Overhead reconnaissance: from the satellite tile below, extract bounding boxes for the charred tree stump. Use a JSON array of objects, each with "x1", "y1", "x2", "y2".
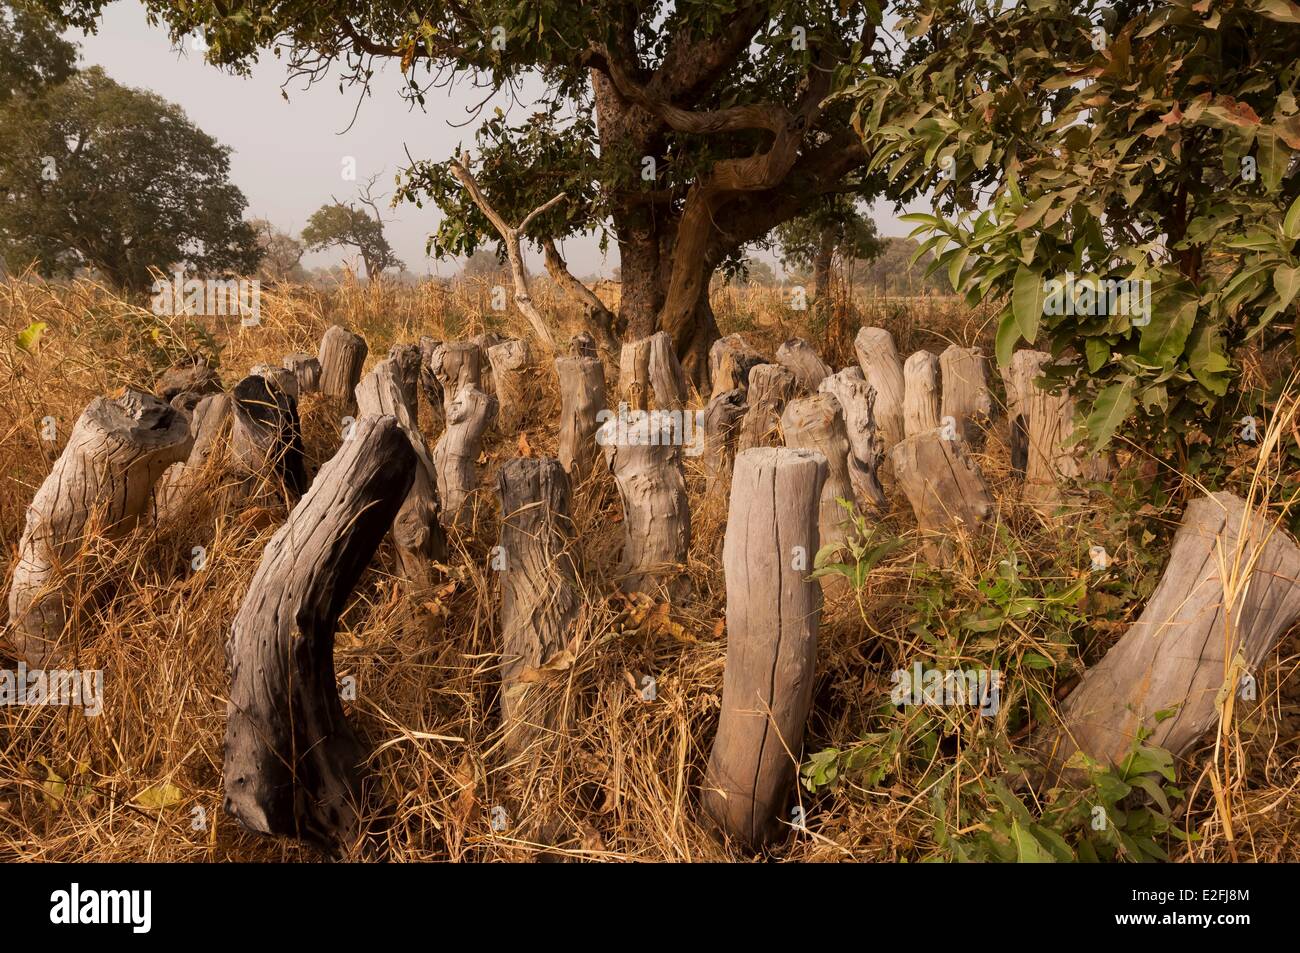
[
  {"x1": 781, "y1": 395, "x2": 861, "y2": 577},
  {"x1": 736, "y1": 364, "x2": 796, "y2": 452},
  {"x1": 432, "y1": 384, "x2": 497, "y2": 529},
  {"x1": 708, "y1": 333, "x2": 765, "y2": 397},
  {"x1": 355, "y1": 360, "x2": 447, "y2": 589},
  {"x1": 939, "y1": 345, "x2": 993, "y2": 446},
  {"x1": 854, "y1": 327, "x2": 906, "y2": 451},
  {"x1": 231, "y1": 375, "x2": 308, "y2": 501},
  {"x1": 818, "y1": 368, "x2": 886, "y2": 510},
  {"x1": 602, "y1": 425, "x2": 691, "y2": 600},
  {"x1": 776, "y1": 337, "x2": 833, "y2": 394},
  {"x1": 487, "y1": 339, "x2": 532, "y2": 433},
  {"x1": 703, "y1": 447, "x2": 826, "y2": 849},
  {"x1": 283, "y1": 353, "x2": 322, "y2": 395},
  {"x1": 620, "y1": 331, "x2": 687, "y2": 410},
  {"x1": 317, "y1": 325, "x2": 368, "y2": 408},
  {"x1": 902, "y1": 350, "x2": 942, "y2": 438},
  {"x1": 154, "y1": 392, "x2": 234, "y2": 521},
  {"x1": 250, "y1": 364, "x2": 300, "y2": 400},
  {"x1": 555, "y1": 354, "x2": 606, "y2": 483},
  {"x1": 8, "y1": 391, "x2": 192, "y2": 665},
  {"x1": 496, "y1": 458, "x2": 581, "y2": 756},
  {"x1": 703, "y1": 389, "x2": 748, "y2": 505},
  {"x1": 889, "y1": 431, "x2": 993, "y2": 565},
  {"x1": 1038, "y1": 492, "x2": 1300, "y2": 775},
  {"x1": 430, "y1": 341, "x2": 484, "y2": 422},
  {"x1": 223, "y1": 414, "x2": 416, "y2": 849}
]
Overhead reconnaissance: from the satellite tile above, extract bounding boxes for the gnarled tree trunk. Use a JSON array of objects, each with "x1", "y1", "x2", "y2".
[
  {"x1": 902, "y1": 350, "x2": 941, "y2": 438},
  {"x1": 781, "y1": 394, "x2": 861, "y2": 579},
  {"x1": 231, "y1": 375, "x2": 308, "y2": 502},
  {"x1": 619, "y1": 331, "x2": 688, "y2": 410},
  {"x1": 817, "y1": 368, "x2": 886, "y2": 509},
  {"x1": 153, "y1": 392, "x2": 233, "y2": 521},
  {"x1": 250, "y1": 364, "x2": 300, "y2": 400},
  {"x1": 776, "y1": 337, "x2": 832, "y2": 394},
  {"x1": 432, "y1": 384, "x2": 497, "y2": 529},
  {"x1": 939, "y1": 345, "x2": 992, "y2": 446},
  {"x1": 487, "y1": 339, "x2": 533, "y2": 434},
  {"x1": 283, "y1": 353, "x2": 322, "y2": 395},
  {"x1": 386, "y1": 342, "x2": 423, "y2": 418},
  {"x1": 430, "y1": 342, "x2": 484, "y2": 422},
  {"x1": 889, "y1": 431, "x2": 993, "y2": 565},
  {"x1": 854, "y1": 327, "x2": 906, "y2": 451},
  {"x1": 602, "y1": 430, "x2": 691, "y2": 600},
  {"x1": 703, "y1": 388, "x2": 748, "y2": 505},
  {"x1": 418, "y1": 336, "x2": 446, "y2": 428},
  {"x1": 709, "y1": 333, "x2": 765, "y2": 398}
]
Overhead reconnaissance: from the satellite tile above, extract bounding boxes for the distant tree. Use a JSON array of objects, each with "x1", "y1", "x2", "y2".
[
  {"x1": 731, "y1": 257, "x2": 779, "y2": 287},
  {"x1": 461, "y1": 248, "x2": 509, "y2": 281},
  {"x1": 775, "y1": 198, "x2": 882, "y2": 304},
  {"x1": 852, "y1": 238, "x2": 952, "y2": 296},
  {"x1": 0, "y1": 1, "x2": 76, "y2": 105},
  {"x1": 249, "y1": 218, "x2": 306, "y2": 283},
  {"x1": 302, "y1": 174, "x2": 403, "y2": 280},
  {"x1": 0, "y1": 66, "x2": 261, "y2": 290}
]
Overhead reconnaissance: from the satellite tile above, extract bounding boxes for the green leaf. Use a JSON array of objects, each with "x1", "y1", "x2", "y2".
[
  {"x1": 132, "y1": 782, "x2": 185, "y2": 810},
  {"x1": 16, "y1": 321, "x2": 47, "y2": 353},
  {"x1": 1084, "y1": 337, "x2": 1110, "y2": 373},
  {"x1": 1273, "y1": 264, "x2": 1300, "y2": 309},
  {"x1": 1138, "y1": 284, "x2": 1197, "y2": 368},
  {"x1": 995, "y1": 310, "x2": 1020, "y2": 367},
  {"x1": 1086, "y1": 378, "x2": 1137, "y2": 452},
  {"x1": 1011, "y1": 820, "x2": 1056, "y2": 863},
  {"x1": 1011, "y1": 265, "x2": 1045, "y2": 343},
  {"x1": 1283, "y1": 194, "x2": 1300, "y2": 240}
]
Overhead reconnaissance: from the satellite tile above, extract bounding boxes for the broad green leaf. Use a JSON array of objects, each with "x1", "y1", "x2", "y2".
[
  {"x1": 1086, "y1": 378, "x2": 1137, "y2": 451},
  {"x1": 1011, "y1": 265, "x2": 1044, "y2": 343},
  {"x1": 16, "y1": 321, "x2": 46, "y2": 353},
  {"x1": 1138, "y1": 284, "x2": 1197, "y2": 367},
  {"x1": 1284, "y1": 194, "x2": 1300, "y2": 240},
  {"x1": 995, "y1": 310, "x2": 1020, "y2": 367},
  {"x1": 1273, "y1": 264, "x2": 1300, "y2": 308}
]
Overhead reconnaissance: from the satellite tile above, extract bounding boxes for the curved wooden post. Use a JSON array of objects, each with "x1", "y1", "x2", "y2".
[
  {"x1": 386, "y1": 342, "x2": 423, "y2": 418},
  {"x1": 889, "y1": 431, "x2": 993, "y2": 564},
  {"x1": 224, "y1": 414, "x2": 415, "y2": 849},
  {"x1": 708, "y1": 333, "x2": 765, "y2": 397},
  {"x1": 782, "y1": 394, "x2": 862, "y2": 584},
  {"x1": 432, "y1": 384, "x2": 496, "y2": 528},
  {"x1": 317, "y1": 325, "x2": 368, "y2": 407},
  {"x1": 902, "y1": 350, "x2": 941, "y2": 438},
  {"x1": 153, "y1": 392, "x2": 233, "y2": 521},
  {"x1": 703, "y1": 447, "x2": 826, "y2": 849},
  {"x1": 776, "y1": 337, "x2": 832, "y2": 393},
  {"x1": 418, "y1": 336, "x2": 445, "y2": 427},
  {"x1": 231, "y1": 375, "x2": 308, "y2": 500},
  {"x1": 736, "y1": 363, "x2": 795, "y2": 452},
  {"x1": 555, "y1": 353, "x2": 606, "y2": 482},
  {"x1": 818, "y1": 367, "x2": 886, "y2": 509},
  {"x1": 854, "y1": 327, "x2": 905, "y2": 451},
  {"x1": 430, "y1": 341, "x2": 484, "y2": 421},
  {"x1": 8, "y1": 390, "x2": 192, "y2": 665}
]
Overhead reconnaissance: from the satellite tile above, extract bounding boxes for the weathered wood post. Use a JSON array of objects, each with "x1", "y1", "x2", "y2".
[
  {"x1": 776, "y1": 337, "x2": 832, "y2": 394},
  {"x1": 496, "y1": 458, "x2": 581, "y2": 755},
  {"x1": 250, "y1": 363, "x2": 300, "y2": 400},
  {"x1": 555, "y1": 353, "x2": 606, "y2": 482},
  {"x1": 902, "y1": 350, "x2": 941, "y2": 438},
  {"x1": 782, "y1": 394, "x2": 861, "y2": 582},
  {"x1": 708, "y1": 333, "x2": 765, "y2": 397},
  {"x1": 736, "y1": 363, "x2": 795, "y2": 452},
  {"x1": 703, "y1": 447, "x2": 826, "y2": 849},
  {"x1": 889, "y1": 432, "x2": 993, "y2": 564},
  {"x1": 430, "y1": 341, "x2": 484, "y2": 421},
  {"x1": 355, "y1": 359, "x2": 447, "y2": 589},
  {"x1": 231, "y1": 374, "x2": 309, "y2": 500},
  {"x1": 386, "y1": 342, "x2": 423, "y2": 418},
  {"x1": 224, "y1": 414, "x2": 416, "y2": 849},
  {"x1": 8, "y1": 391, "x2": 192, "y2": 665},
  {"x1": 1038, "y1": 492, "x2": 1300, "y2": 776},
  {"x1": 487, "y1": 339, "x2": 532, "y2": 433},
  {"x1": 153, "y1": 392, "x2": 234, "y2": 521},
  {"x1": 418, "y1": 336, "x2": 445, "y2": 428},
  {"x1": 283, "y1": 353, "x2": 322, "y2": 395},
  {"x1": 155, "y1": 358, "x2": 222, "y2": 404},
  {"x1": 620, "y1": 331, "x2": 688, "y2": 410},
  {"x1": 854, "y1": 326, "x2": 906, "y2": 451},
  {"x1": 432, "y1": 384, "x2": 497, "y2": 528},
  {"x1": 703, "y1": 389, "x2": 748, "y2": 504},
  {"x1": 818, "y1": 368, "x2": 886, "y2": 509},
  {"x1": 317, "y1": 325, "x2": 368, "y2": 407},
  {"x1": 939, "y1": 345, "x2": 992, "y2": 445}
]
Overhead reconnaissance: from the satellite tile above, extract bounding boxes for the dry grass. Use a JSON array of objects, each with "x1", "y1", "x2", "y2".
[{"x1": 0, "y1": 271, "x2": 1296, "y2": 862}]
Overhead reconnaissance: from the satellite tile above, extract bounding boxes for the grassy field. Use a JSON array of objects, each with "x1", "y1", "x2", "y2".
[{"x1": 1, "y1": 273, "x2": 1297, "y2": 862}]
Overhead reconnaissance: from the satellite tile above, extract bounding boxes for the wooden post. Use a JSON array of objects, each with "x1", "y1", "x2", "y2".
[
  {"x1": 7, "y1": 390, "x2": 192, "y2": 665},
  {"x1": 703, "y1": 389, "x2": 747, "y2": 504},
  {"x1": 782, "y1": 394, "x2": 860, "y2": 565},
  {"x1": 250, "y1": 363, "x2": 300, "y2": 400},
  {"x1": 818, "y1": 368, "x2": 886, "y2": 509},
  {"x1": 736, "y1": 363, "x2": 795, "y2": 452},
  {"x1": 487, "y1": 339, "x2": 532, "y2": 433},
  {"x1": 703, "y1": 447, "x2": 826, "y2": 849},
  {"x1": 569, "y1": 331, "x2": 600, "y2": 361},
  {"x1": 619, "y1": 331, "x2": 687, "y2": 410},
  {"x1": 355, "y1": 359, "x2": 447, "y2": 588},
  {"x1": 386, "y1": 342, "x2": 423, "y2": 419},
  {"x1": 1039, "y1": 492, "x2": 1300, "y2": 775},
  {"x1": 776, "y1": 337, "x2": 832, "y2": 394},
  {"x1": 231, "y1": 375, "x2": 308, "y2": 500},
  {"x1": 496, "y1": 458, "x2": 581, "y2": 755},
  {"x1": 153, "y1": 392, "x2": 233, "y2": 521},
  {"x1": 155, "y1": 358, "x2": 222, "y2": 404},
  {"x1": 283, "y1": 353, "x2": 321, "y2": 395},
  {"x1": 224, "y1": 414, "x2": 415, "y2": 849},
  {"x1": 317, "y1": 325, "x2": 368, "y2": 407},
  {"x1": 430, "y1": 341, "x2": 484, "y2": 421},
  {"x1": 854, "y1": 326, "x2": 906, "y2": 450},
  {"x1": 889, "y1": 431, "x2": 993, "y2": 565},
  {"x1": 555, "y1": 353, "x2": 606, "y2": 482},
  {"x1": 432, "y1": 384, "x2": 497, "y2": 528},
  {"x1": 708, "y1": 333, "x2": 764, "y2": 397},
  {"x1": 939, "y1": 345, "x2": 992, "y2": 445},
  {"x1": 418, "y1": 336, "x2": 445, "y2": 428},
  {"x1": 902, "y1": 350, "x2": 941, "y2": 437}
]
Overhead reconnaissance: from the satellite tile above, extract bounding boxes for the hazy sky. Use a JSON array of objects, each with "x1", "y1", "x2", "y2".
[{"x1": 69, "y1": 1, "x2": 918, "y2": 278}]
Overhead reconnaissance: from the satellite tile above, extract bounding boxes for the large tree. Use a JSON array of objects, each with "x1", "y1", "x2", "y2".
[
  {"x1": 0, "y1": 65, "x2": 261, "y2": 290},
  {"x1": 45, "y1": 1, "x2": 888, "y2": 384},
  {"x1": 0, "y1": 1, "x2": 77, "y2": 104}
]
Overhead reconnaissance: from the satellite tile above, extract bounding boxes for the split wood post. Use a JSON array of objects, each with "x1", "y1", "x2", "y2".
[
  {"x1": 317, "y1": 325, "x2": 368, "y2": 409},
  {"x1": 487, "y1": 338, "x2": 532, "y2": 433},
  {"x1": 430, "y1": 341, "x2": 484, "y2": 421},
  {"x1": 472, "y1": 332, "x2": 502, "y2": 393},
  {"x1": 1038, "y1": 492, "x2": 1300, "y2": 775},
  {"x1": 231, "y1": 375, "x2": 309, "y2": 501},
  {"x1": 708, "y1": 333, "x2": 765, "y2": 398},
  {"x1": 889, "y1": 431, "x2": 993, "y2": 565},
  {"x1": 223, "y1": 414, "x2": 415, "y2": 849},
  {"x1": 555, "y1": 353, "x2": 606, "y2": 482},
  {"x1": 703, "y1": 388, "x2": 748, "y2": 505},
  {"x1": 736, "y1": 363, "x2": 795, "y2": 452},
  {"x1": 602, "y1": 417, "x2": 691, "y2": 600},
  {"x1": 619, "y1": 331, "x2": 688, "y2": 410},
  {"x1": 496, "y1": 458, "x2": 581, "y2": 756},
  {"x1": 153, "y1": 392, "x2": 234, "y2": 521},
  {"x1": 432, "y1": 384, "x2": 497, "y2": 529},
  {"x1": 155, "y1": 358, "x2": 222, "y2": 404},
  {"x1": 386, "y1": 342, "x2": 423, "y2": 418},
  {"x1": 418, "y1": 336, "x2": 445, "y2": 428},
  {"x1": 355, "y1": 359, "x2": 447, "y2": 589},
  {"x1": 782, "y1": 394, "x2": 861, "y2": 582},
  {"x1": 902, "y1": 350, "x2": 941, "y2": 438},
  {"x1": 818, "y1": 368, "x2": 886, "y2": 509},
  {"x1": 283, "y1": 353, "x2": 322, "y2": 395},
  {"x1": 702, "y1": 447, "x2": 826, "y2": 849},
  {"x1": 7, "y1": 390, "x2": 192, "y2": 665},
  {"x1": 569, "y1": 331, "x2": 600, "y2": 361},
  {"x1": 250, "y1": 363, "x2": 300, "y2": 400},
  {"x1": 854, "y1": 326, "x2": 906, "y2": 451},
  {"x1": 776, "y1": 337, "x2": 833, "y2": 394},
  {"x1": 939, "y1": 345, "x2": 993, "y2": 446}
]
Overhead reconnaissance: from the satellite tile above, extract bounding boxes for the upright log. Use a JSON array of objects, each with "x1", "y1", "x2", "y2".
[
  {"x1": 782, "y1": 395, "x2": 861, "y2": 566},
  {"x1": 776, "y1": 337, "x2": 833, "y2": 394},
  {"x1": 155, "y1": 358, "x2": 221, "y2": 404},
  {"x1": 902, "y1": 350, "x2": 941, "y2": 438},
  {"x1": 569, "y1": 330, "x2": 600, "y2": 361},
  {"x1": 854, "y1": 327, "x2": 906, "y2": 450},
  {"x1": 818, "y1": 368, "x2": 886, "y2": 509},
  {"x1": 703, "y1": 389, "x2": 748, "y2": 504},
  {"x1": 8, "y1": 391, "x2": 192, "y2": 665},
  {"x1": 889, "y1": 431, "x2": 993, "y2": 564},
  {"x1": 703, "y1": 447, "x2": 826, "y2": 849},
  {"x1": 231, "y1": 375, "x2": 308, "y2": 500},
  {"x1": 708, "y1": 333, "x2": 765, "y2": 397},
  {"x1": 619, "y1": 331, "x2": 687, "y2": 410},
  {"x1": 317, "y1": 325, "x2": 368, "y2": 407},
  {"x1": 250, "y1": 363, "x2": 300, "y2": 400},
  {"x1": 432, "y1": 384, "x2": 497, "y2": 528},
  {"x1": 496, "y1": 458, "x2": 581, "y2": 755},
  {"x1": 1040, "y1": 492, "x2": 1300, "y2": 774},
  {"x1": 418, "y1": 336, "x2": 445, "y2": 427},
  {"x1": 153, "y1": 392, "x2": 234, "y2": 521},
  {"x1": 386, "y1": 342, "x2": 423, "y2": 419},
  {"x1": 555, "y1": 353, "x2": 606, "y2": 482},
  {"x1": 355, "y1": 359, "x2": 447, "y2": 588},
  {"x1": 487, "y1": 338, "x2": 532, "y2": 433},
  {"x1": 939, "y1": 345, "x2": 993, "y2": 445},
  {"x1": 224, "y1": 414, "x2": 416, "y2": 848},
  {"x1": 736, "y1": 363, "x2": 795, "y2": 452},
  {"x1": 283, "y1": 353, "x2": 322, "y2": 395},
  {"x1": 430, "y1": 341, "x2": 484, "y2": 421}
]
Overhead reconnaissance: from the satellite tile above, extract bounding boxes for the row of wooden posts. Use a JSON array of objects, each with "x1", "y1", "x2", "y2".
[{"x1": 8, "y1": 320, "x2": 1300, "y2": 852}]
